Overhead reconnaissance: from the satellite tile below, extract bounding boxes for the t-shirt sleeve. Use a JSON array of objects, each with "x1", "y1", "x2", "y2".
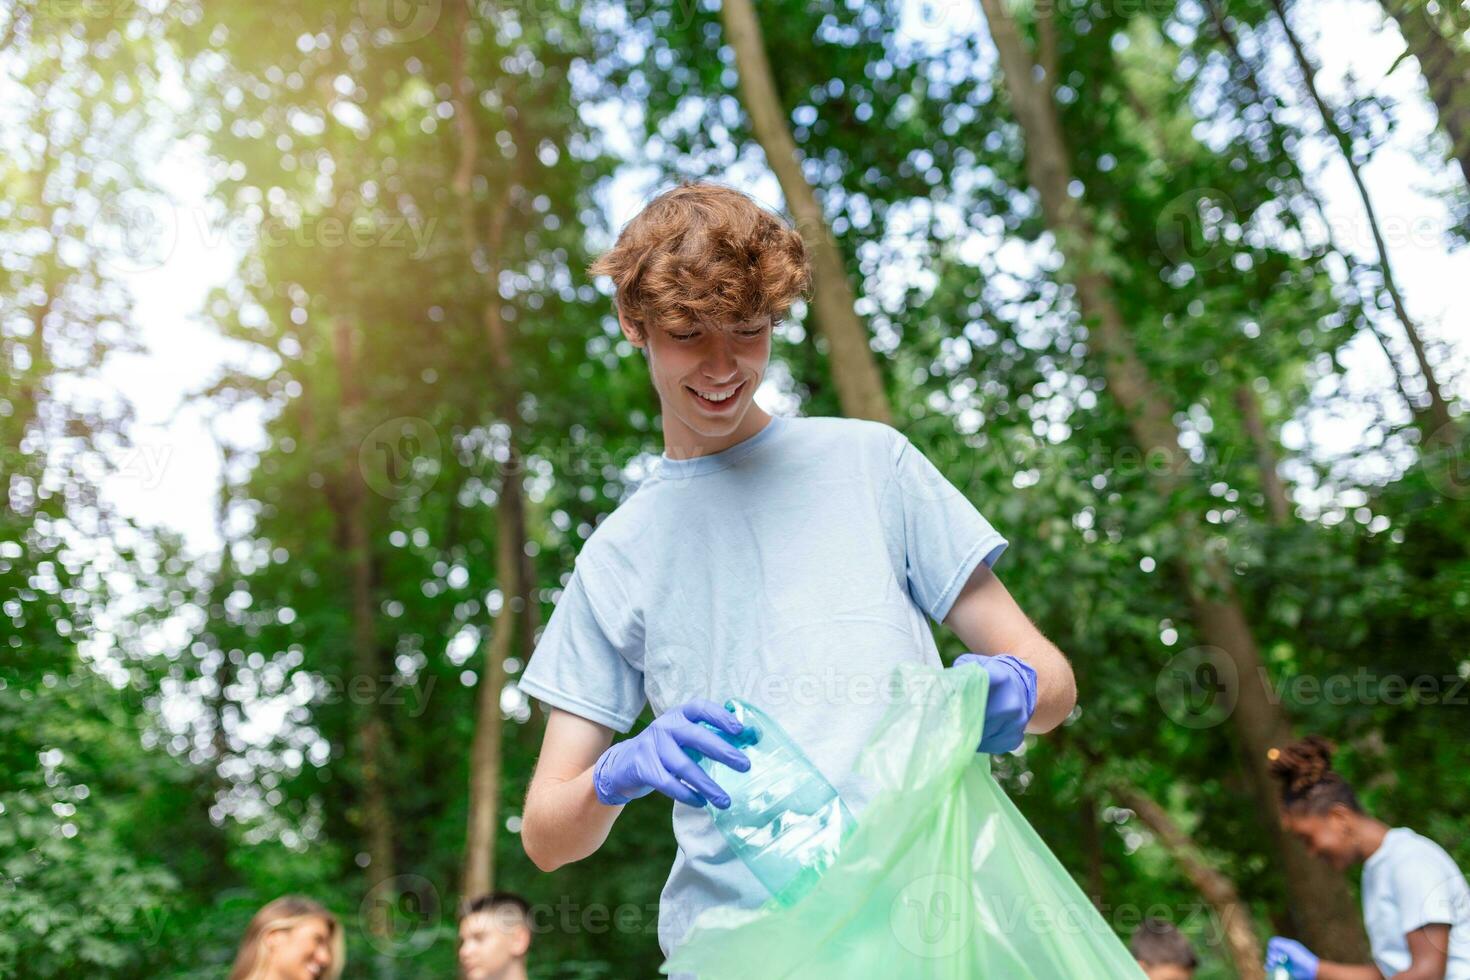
[
  {"x1": 1389, "y1": 841, "x2": 1465, "y2": 935},
  {"x1": 884, "y1": 428, "x2": 1009, "y2": 623},
  {"x1": 518, "y1": 560, "x2": 647, "y2": 734}
]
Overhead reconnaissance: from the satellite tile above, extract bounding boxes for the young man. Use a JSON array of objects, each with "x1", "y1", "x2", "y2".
[
  {"x1": 1130, "y1": 918, "x2": 1199, "y2": 980},
  {"x1": 518, "y1": 181, "x2": 1077, "y2": 962},
  {"x1": 458, "y1": 892, "x2": 532, "y2": 980}
]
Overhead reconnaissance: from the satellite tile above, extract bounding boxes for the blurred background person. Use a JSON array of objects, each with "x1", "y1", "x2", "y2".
[
  {"x1": 1131, "y1": 917, "x2": 1199, "y2": 980},
  {"x1": 227, "y1": 895, "x2": 343, "y2": 980},
  {"x1": 459, "y1": 891, "x2": 533, "y2": 980},
  {"x1": 1265, "y1": 737, "x2": 1470, "y2": 979}
]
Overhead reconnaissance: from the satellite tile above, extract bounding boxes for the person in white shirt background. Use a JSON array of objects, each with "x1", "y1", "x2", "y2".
[{"x1": 1264, "y1": 736, "x2": 1470, "y2": 980}]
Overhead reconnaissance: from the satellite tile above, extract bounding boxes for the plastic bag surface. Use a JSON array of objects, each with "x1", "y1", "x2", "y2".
[{"x1": 662, "y1": 661, "x2": 1147, "y2": 979}]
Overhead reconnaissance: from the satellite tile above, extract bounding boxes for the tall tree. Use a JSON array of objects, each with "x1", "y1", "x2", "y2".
[
  {"x1": 330, "y1": 311, "x2": 399, "y2": 938},
  {"x1": 973, "y1": 0, "x2": 1370, "y2": 958},
  {"x1": 718, "y1": 0, "x2": 891, "y2": 424},
  {"x1": 1381, "y1": 0, "x2": 1470, "y2": 191},
  {"x1": 447, "y1": 0, "x2": 525, "y2": 900}
]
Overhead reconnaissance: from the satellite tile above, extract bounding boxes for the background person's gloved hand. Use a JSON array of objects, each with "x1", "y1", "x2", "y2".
[
  {"x1": 593, "y1": 700, "x2": 753, "y2": 808},
  {"x1": 1265, "y1": 936, "x2": 1320, "y2": 979},
  {"x1": 952, "y1": 654, "x2": 1037, "y2": 754}
]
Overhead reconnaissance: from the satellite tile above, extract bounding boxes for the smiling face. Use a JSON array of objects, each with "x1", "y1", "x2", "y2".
[
  {"x1": 621, "y1": 309, "x2": 773, "y2": 459},
  {"x1": 263, "y1": 916, "x2": 334, "y2": 980},
  {"x1": 1283, "y1": 805, "x2": 1361, "y2": 871}
]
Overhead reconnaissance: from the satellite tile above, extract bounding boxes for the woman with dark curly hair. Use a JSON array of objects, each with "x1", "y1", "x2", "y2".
[{"x1": 1263, "y1": 736, "x2": 1470, "y2": 980}]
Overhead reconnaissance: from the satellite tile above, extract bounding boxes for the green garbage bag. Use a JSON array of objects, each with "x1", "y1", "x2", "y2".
[{"x1": 662, "y1": 661, "x2": 1147, "y2": 978}]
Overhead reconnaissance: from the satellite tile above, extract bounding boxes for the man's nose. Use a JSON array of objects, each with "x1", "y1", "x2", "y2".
[{"x1": 702, "y1": 331, "x2": 738, "y2": 378}]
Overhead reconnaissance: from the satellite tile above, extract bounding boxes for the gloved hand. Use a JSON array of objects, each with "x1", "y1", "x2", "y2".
[
  {"x1": 593, "y1": 700, "x2": 753, "y2": 808},
  {"x1": 1265, "y1": 936, "x2": 1320, "y2": 979},
  {"x1": 952, "y1": 653, "x2": 1037, "y2": 754}
]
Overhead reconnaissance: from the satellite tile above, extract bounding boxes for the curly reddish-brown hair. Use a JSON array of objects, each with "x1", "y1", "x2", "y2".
[{"x1": 588, "y1": 181, "x2": 811, "y2": 339}]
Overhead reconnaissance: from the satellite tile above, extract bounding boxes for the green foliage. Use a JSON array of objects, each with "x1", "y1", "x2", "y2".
[{"x1": 2, "y1": 0, "x2": 1466, "y2": 976}]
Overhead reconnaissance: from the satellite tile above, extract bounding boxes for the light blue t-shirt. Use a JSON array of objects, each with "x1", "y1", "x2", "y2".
[
  {"x1": 1361, "y1": 827, "x2": 1470, "y2": 978},
  {"x1": 518, "y1": 413, "x2": 1008, "y2": 961}
]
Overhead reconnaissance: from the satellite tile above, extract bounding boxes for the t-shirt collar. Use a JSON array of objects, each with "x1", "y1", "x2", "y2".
[
  {"x1": 1363, "y1": 826, "x2": 1407, "y2": 871},
  {"x1": 653, "y1": 414, "x2": 787, "y2": 480}
]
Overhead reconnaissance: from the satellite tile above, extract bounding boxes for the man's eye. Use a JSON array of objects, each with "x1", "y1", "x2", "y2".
[{"x1": 671, "y1": 332, "x2": 696, "y2": 341}]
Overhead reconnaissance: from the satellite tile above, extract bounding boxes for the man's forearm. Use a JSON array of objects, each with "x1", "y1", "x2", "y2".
[
  {"x1": 940, "y1": 563, "x2": 1076, "y2": 734},
  {"x1": 522, "y1": 765, "x2": 621, "y2": 872},
  {"x1": 1017, "y1": 638, "x2": 1076, "y2": 733}
]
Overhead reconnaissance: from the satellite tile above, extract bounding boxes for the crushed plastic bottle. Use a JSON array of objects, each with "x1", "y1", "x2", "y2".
[
  {"x1": 686, "y1": 698, "x2": 856, "y2": 906},
  {"x1": 1272, "y1": 968, "x2": 1294, "y2": 980}
]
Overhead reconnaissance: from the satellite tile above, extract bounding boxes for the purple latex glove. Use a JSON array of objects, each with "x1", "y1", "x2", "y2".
[
  {"x1": 593, "y1": 700, "x2": 752, "y2": 808},
  {"x1": 952, "y1": 653, "x2": 1038, "y2": 754},
  {"x1": 1265, "y1": 937, "x2": 1320, "y2": 979}
]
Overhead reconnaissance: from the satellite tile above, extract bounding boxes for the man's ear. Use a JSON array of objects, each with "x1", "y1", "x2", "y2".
[{"x1": 615, "y1": 305, "x2": 645, "y2": 349}]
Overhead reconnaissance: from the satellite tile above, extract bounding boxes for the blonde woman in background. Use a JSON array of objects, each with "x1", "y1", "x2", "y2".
[{"x1": 228, "y1": 895, "x2": 344, "y2": 980}]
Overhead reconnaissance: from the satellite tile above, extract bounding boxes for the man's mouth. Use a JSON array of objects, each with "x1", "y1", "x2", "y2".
[{"x1": 686, "y1": 380, "x2": 745, "y2": 409}]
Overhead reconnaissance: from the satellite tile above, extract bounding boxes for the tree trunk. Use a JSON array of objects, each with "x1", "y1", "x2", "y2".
[
  {"x1": 451, "y1": 0, "x2": 528, "y2": 898},
  {"x1": 718, "y1": 0, "x2": 891, "y2": 424},
  {"x1": 975, "y1": 0, "x2": 1370, "y2": 959},
  {"x1": 463, "y1": 478, "x2": 519, "y2": 900},
  {"x1": 1382, "y1": 0, "x2": 1470, "y2": 191},
  {"x1": 331, "y1": 315, "x2": 398, "y2": 938},
  {"x1": 1112, "y1": 781, "x2": 1267, "y2": 980},
  {"x1": 1234, "y1": 385, "x2": 1291, "y2": 525},
  {"x1": 461, "y1": 221, "x2": 527, "y2": 895},
  {"x1": 1271, "y1": 0, "x2": 1454, "y2": 438}
]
